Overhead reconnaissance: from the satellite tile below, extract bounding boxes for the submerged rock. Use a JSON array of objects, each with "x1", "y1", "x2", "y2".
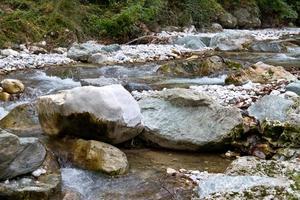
[
  {"x1": 37, "y1": 85, "x2": 143, "y2": 144},
  {"x1": 226, "y1": 62, "x2": 297, "y2": 85},
  {"x1": 1, "y1": 79, "x2": 24, "y2": 94},
  {"x1": 138, "y1": 88, "x2": 243, "y2": 150}
]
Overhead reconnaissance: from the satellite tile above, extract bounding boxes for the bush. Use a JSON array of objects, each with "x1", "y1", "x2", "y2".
[{"x1": 256, "y1": 0, "x2": 298, "y2": 25}]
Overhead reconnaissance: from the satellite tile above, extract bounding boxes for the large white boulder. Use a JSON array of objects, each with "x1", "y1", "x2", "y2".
[{"x1": 37, "y1": 85, "x2": 143, "y2": 144}]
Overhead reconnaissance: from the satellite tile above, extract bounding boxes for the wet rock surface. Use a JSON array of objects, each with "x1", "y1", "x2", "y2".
[
  {"x1": 0, "y1": 150, "x2": 61, "y2": 200},
  {"x1": 0, "y1": 103, "x2": 41, "y2": 136},
  {"x1": 48, "y1": 138, "x2": 129, "y2": 175},
  {"x1": 0, "y1": 136, "x2": 46, "y2": 180}
]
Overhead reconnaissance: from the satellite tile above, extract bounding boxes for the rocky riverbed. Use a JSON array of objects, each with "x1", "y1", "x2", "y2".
[{"x1": 0, "y1": 28, "x2": 299, "y2": 200}]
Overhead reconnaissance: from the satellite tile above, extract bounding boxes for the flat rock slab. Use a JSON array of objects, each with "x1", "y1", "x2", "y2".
[
  {"x1": 248, "y1": 95, "x2": 294, "y2": 121},
  {"x1": 139, "y1": 88, "x2": 243, "y2": 150},
  {"x1": 197, "y1": 175, "x2": 289, "y2": 199}
]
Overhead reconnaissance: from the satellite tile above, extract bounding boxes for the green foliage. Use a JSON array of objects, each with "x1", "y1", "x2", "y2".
[
  {"x1": 0, "y1": 0, "x2": 299, "y2": 47},
  {"x1": 185, "y1": 0, "x2": 224, "y2": 27},
  {"x1": 256, "y1": 0, "x2": 298, "y2": 20},
  {"x1": 86, "y1": 0, "x2": 164, "y2": 39}
]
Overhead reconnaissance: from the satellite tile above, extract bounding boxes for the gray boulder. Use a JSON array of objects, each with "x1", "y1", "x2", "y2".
[
  {"x1": 139, "y1": 88, "x2": 243, "y2": 150},
  {"x1": 174, "y1": 36, "x2": 206, "y2": 50},
  {"x1": 67, "y1": 41, "x2": 103, "y2": 61},
  {"x1": 210, "y1": 31, "x2": 255, "y2": 51},
  {"x1": 0, "y1": 131, "x2": 20, "y2": 169},
  {"x1": 0, "y1": 150, "x2": 61, "y2": 200},
  {"x1": 0, "y1": 135, "x2": 46, "y2": 180},
  {"x1": 37, "y1": 85, "x2": 143, "y2": 144},
  {"x1": 286, "y1": 81, "x2": 300, "y2": 95},
  {"x1": 87, "y1": 53, "x2": 109, "y2": 64},
  {"x1": 248, "y1": 95, "x2": 300, "y2": 147},
  {"x1": 248, "y1": 95, "x2": 293, "y2": 122}
]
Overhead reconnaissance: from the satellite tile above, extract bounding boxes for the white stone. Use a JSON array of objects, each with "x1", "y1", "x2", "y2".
[
  {"x1": 32, "y1": 168, "x2": 47, "y2": 177},
  {"x1": 1, "y1": 49, "x2": 19, "y2": 57}
]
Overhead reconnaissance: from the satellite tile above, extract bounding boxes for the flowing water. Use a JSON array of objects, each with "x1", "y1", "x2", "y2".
[{"x1": 0, "y1": 33, "x2": 299, "y2": 199}]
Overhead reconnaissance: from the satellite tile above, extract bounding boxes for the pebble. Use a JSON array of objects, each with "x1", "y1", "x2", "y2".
[
  {"x1": 0, "y1": 51, "x2": 75, "y2": 73},
  {"x1": 32, "y1": 168, "x2": 47, "y2": 177},
  {"x1": 166, "y1": 167, "x2": 177, "y2": 175}
]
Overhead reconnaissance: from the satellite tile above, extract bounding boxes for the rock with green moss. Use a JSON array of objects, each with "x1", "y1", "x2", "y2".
[
  {"x1": 222, "y1": 156, "x2": 300, "y2": 199},
  {"x1": 157, "y1": 55, "x2": 226, "y2": 77},
  {"x1": 218, "y1": 12, "x2": 237, "y2": 28},
  {"x1": 248, "y1": 95, "x2": 300, "y2": 148},
  {"x1": 233, "y1": 4, "x2": 261, "y2": 28},
  {"x1": 37, "y1": 85, "x2": 143, "y2": 144},
  {"x1": 225, "y1": 62, "x2": 297, "y2": 85},
  {"x1": 138, "y1": 88, "x2": 243, "y2": 151},
  {"x1": 0, "y1": 103, "x2": 41, "y2": 136}
]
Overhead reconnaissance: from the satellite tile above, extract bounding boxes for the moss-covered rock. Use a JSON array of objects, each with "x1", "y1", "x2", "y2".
[
  {"x1": 225, "y1": 62, "x2": 297, "y2": 85},
  {"x1": 157, "y1": 55, "x2": 227, "y2": 77}
]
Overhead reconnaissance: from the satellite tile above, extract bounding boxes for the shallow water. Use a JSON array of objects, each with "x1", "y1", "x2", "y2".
[{"x1": 61, "y1": 149, "x2": 230, "y2": 200}]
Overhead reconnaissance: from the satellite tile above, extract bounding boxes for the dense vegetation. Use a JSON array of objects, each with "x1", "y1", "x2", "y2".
[{"x1": 0, "y1": 0, "x2": 299, "y2": 47}]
